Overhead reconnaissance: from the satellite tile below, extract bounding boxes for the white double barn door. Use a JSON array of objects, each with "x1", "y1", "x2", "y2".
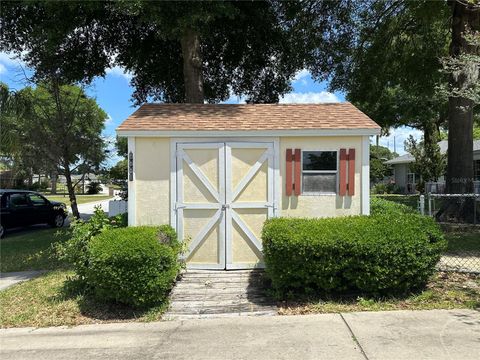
[{"x1": 175, "y1": 142, "x2": 275, "y2": 269}]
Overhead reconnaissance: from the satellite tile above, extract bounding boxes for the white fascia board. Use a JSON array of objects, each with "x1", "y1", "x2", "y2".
[
  {"x1": 385, "y1": 159, "x2": 414, "y2": 165},
  {"x1": 117, "y1": 128, "x2": 381, "y2": 138}
]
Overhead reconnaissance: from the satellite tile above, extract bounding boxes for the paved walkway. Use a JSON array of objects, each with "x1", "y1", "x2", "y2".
[
  {"x1": 165, "y1": 270, "x2": 277, "y2": 319},
  {"x1": 0, "y1": 271, "x2": 46, "y2": 291},
  {"x1": 0, "y1": 309, "x2": 478, "y2": 360}
]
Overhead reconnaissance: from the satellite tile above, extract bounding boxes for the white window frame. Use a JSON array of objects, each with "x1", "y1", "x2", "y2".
[
  {"x1": 407, "y1": 172, "x2": 416, "y2": 185},
  {"x1": 301, "y1": 149, "x2": 339, "y2": 196}
]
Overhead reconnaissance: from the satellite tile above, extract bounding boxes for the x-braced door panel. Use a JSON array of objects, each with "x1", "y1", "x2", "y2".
[
  {"x1": 176, "y1": 143, "x2": 225, "y2": 269},
  {"x1": 225, "y1": 142, "x2": 274, "y2": 269},
  {"x1": 176, "y1": 141, "x2": 275, "y2": 270}
]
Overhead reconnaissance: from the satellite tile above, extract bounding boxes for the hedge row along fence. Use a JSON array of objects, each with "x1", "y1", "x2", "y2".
[{"x1": 262, "y1": 200, "x2": 446, "y2": 297}]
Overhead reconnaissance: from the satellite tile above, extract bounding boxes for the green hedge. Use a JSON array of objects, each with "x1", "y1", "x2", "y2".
[
  {"x1": 86, "y1": 225, "x2": 180, "y2": 308},
  {"x1": 372, "y1": 194, "x2": 419, "y2": 211},
  {"x1": 55, "y1": 207, "x2": 127, "y2": 281},
  {"x1": 371, "y1": 197, "x2": 417, "y2": 216},
  {"x1": 262, "y1": 214, "x2": 446, "y2": 297}
]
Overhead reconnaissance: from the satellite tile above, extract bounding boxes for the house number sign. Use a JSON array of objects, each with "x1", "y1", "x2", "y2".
[{"x1": 129, "y1": 151, "x2": 134, "y2": 181}]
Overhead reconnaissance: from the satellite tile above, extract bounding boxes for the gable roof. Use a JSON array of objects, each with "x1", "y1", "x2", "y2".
[
  {"x1": 117, "y1": 103, "x2": 380, "y2": 136},
  {"x1": 385, "y1": 140, "x2": 480, "y2": 165}
]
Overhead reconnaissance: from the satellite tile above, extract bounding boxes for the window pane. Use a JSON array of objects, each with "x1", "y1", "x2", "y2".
[
  {"x1": 28, "y1": 194, "x2": 47, "y2": 206},
  {"x1": 302, "y1": 173, "x2": 336, "y2": 193},
  {"x1": 303, "y1": 151, "x2": 337, "y2": 171},
  {"x1": 9, "y1": 194, "x2": 29, "y2": 207}
]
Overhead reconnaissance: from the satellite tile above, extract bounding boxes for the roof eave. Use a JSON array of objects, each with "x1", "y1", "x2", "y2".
[
  {"x1": 385, "y1": 159, "x2": 413, "y2": 165},
  {"x1": 116, "y1": 128, "x2": 381, "y2": 138}
]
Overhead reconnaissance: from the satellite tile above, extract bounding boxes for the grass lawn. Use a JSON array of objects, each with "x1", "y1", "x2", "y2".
[
  {"x1": 43, "y1": 194, "x2": 112, "y2": 205},
  {"x1": 0, "y1": 270, "x2": 478, "y2": 328},
  {"x1": 0, "y1": 270, "x2": 167, "y2": 328},
  {"x1": 445, "y1": 232, "x2": 480, "y2": 254},
  {"x1": 0, "y1": 228, "x2": 70, "y2": 272},
  {"x1": 278, "y1": 272, "x2": 480, "y2": 315}
]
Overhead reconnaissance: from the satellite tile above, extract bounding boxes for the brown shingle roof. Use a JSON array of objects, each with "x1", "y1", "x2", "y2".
[{"x1": 117, "y1": 103, "x2": 380, "y2": 133}]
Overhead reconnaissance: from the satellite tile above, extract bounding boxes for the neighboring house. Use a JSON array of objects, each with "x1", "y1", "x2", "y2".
[
  {"x1": 58, "y1": 173, "x2": 109, "y2": 194},
  {"x1": 385, "y1": 140, "x2": 480, "y2": 193},
  {"x1": 117, "y1": 103, "x2": 380, "y2": 270}
]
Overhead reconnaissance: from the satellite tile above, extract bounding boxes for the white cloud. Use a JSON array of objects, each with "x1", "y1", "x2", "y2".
[
  {"x1": 293, "y1": 69, "x2": 310, "y2": 85},
  {"x1": 105, "y1": 114, "x2": 113, "y2": 125},
  {"x1": 105, "y1": 65, "x2": 133, "y2": 81},
  {"x1": 223, "y1": 94, "x2": 246, "y2": 104},
  {"x1": 0, "y1": 63, "x2": 6, "y2": 75},
  {"x1": 377, "y1": 126, "x2": 423, "y2": 155},
  {"x1": 279, "y1": 91, "x2": 339, "y2": 104},
  {"x1": 0, "y1": 51, "x2": 27, "y2": 69}
]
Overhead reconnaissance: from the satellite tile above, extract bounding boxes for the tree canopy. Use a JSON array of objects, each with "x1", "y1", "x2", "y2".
[
  {"x1": 319, "y1": 1, "x2": 451, "y2": 136},
  {"x1": 370, "y1": 145, "x2": 397, "y2": 183},
  {"x1": 0, "y1": 82, "x2": 107, "y2": 217},
  {"x1": 0, "y1": 1, "x2": 352, "y2": 104}
]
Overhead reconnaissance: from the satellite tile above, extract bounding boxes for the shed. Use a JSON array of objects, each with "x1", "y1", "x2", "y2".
[{"x1": 117, "y1": 103, "x2": 380, "y2": 269}]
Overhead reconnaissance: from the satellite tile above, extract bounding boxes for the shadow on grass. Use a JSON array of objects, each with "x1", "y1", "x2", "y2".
[
  {"x1": 273, "y1": 272, "x2": 480, "y2": 312},
  {"x1": 53, "y1": 277, "x2": 167, "y2": 322}
]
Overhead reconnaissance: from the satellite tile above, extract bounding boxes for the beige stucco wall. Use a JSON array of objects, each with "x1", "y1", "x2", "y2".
[
  {"x1": 132, "y1": 136, "x2": 366, "y2": 225},
  {"x1": 134, "y1": 137, "x2": 170, "y2": 225},
  {"x1": 279, "y1": 136, "x2": 363, "y2": 218}
]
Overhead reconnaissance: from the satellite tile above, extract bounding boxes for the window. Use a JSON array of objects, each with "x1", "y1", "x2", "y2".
[
  {"x1": 9, "y1": 193, "x2": 29, "y2": 208},
  {"x1": 407, "y1": 173, "x2": 416, "y2": 184},
  {"x1": 302, "y1": 151, "x2": 338, "y2": 194},
  {"x1": 28, "y1": 194, "x2": 47, "y2": 206}
]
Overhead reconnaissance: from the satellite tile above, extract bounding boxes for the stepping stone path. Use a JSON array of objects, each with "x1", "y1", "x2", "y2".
[{"x1": 165, "y1": 269, "x2": 277, "y2": 319}]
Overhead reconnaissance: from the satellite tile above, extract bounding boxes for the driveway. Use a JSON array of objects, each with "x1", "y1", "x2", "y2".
[
  {"x1": 69, "y1": 197, "x2": 117, "y2": 221},
  {"x1": 1, "y1": 309, "x2": 479, "y2": 360}
]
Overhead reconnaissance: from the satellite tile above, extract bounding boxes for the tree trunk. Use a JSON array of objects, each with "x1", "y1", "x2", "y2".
[
  {"x1": 64, "y1": 165, "x2": 80, "y2": 219},
  {"x1": 27, "y1": 172, "x2": 33, "y2": 188},
  {"x1": 51, "y1": 172, "x2": 57, "y2": 194},
  {"x1": 446, "y1": 1, "x2": 478, "y2": 195},
  {"x1": 180, "y1": 29, "x2": 204, "y2": 103},
  {"x1": 439, "y1": 1, "x2": 479, "y2": 222},
  {"x1": 423, "y1": 121, "x2": 438, "y2": 153}
]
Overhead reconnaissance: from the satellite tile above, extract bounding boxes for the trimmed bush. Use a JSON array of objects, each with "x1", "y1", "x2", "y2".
[
  {"x1": 370, "y1": 196, "x2": 417, "y2": 216},
  {"x1": 262, "y1": 214, "x2": 446, "y2": 297},
  {"x1": 373, "y1": 194, "x2": 419, "y2": 211},
  {"x1": 371, "y1": 182, "x2": 400, "y2": 195},
  {"x1": 55, "y1": 207, "x2": 127, "y2": 281},
  {"x1": 86, "y1": 226, "x2": 180, "y2": 308}
]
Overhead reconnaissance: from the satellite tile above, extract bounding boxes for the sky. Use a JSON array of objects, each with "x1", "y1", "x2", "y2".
[{"x1": 0, "y1": 52, "x2": 422, "y2": 165}]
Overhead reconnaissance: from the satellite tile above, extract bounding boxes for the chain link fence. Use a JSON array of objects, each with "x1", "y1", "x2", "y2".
[
  {"x1": 437, "y1": 254, "x2": 480, "y2": 273},
  {"x1": 375, "y1": 194, "x2": 480, "y2": 274},
  {"x1": 423, "y1": 193, "x2": 480, "y2": 274}
]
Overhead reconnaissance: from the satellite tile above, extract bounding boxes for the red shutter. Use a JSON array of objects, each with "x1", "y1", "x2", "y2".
[
  {"x1": 339, "y1": 149, "x2": 347, "y2": 196},
  {"x1": 348, "y1": 148, "x2": 355, "y2": 196},
  {"x1": 286, "y1": 149, "x2": 293, "y2": 196},
  {"x1": 294, "y1": 149, "x2": 301, "y2": 196}
]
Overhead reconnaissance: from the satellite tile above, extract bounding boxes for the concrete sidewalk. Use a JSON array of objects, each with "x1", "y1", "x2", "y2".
[
  {"x1": 1, "y1": 309, "x2": 479, "y2": 360},
  {"x1": 0, "y1": 271, "x2": 46, "y2": 291}
]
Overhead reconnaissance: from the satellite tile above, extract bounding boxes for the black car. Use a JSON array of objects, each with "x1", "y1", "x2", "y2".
[{"x1": 0, "y1": 190, "x2": 67, "y2": 238}]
